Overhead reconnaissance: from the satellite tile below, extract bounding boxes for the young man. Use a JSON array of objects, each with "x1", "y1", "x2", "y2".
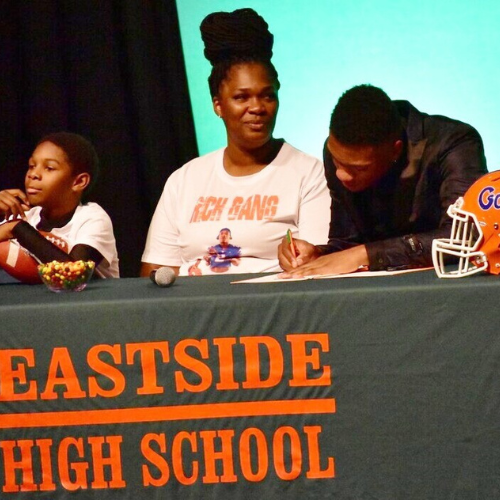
[{"x1": 279, "y1": 84, "x2": 487, "y2": 276}]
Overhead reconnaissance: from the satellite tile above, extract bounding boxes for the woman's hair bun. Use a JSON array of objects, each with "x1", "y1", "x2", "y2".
[{"x1": 200, "y1": 8, "x2": 274, "y2": 65}]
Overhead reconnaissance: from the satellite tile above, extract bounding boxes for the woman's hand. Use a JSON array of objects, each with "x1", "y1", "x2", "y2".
[{"x1": 140, "y1": 262, "x2": 180, "y2": 278}]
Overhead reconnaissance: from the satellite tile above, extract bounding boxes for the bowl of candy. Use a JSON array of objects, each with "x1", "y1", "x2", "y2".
[{"x1": 38, "y1": 260, "x2": 95, "y2": 292}]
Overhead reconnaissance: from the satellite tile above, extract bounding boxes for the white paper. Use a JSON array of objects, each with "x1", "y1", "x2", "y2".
[{"x1": 231, "y1": 267, "x2": 433, "y2": 284}]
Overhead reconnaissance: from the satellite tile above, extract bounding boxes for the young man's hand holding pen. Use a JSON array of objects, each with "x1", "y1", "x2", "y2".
[
  {"x1": 279, "y1": 231, "x2": 370, "y2": 277},
  {"x1": 278, "y1": 230, "x2": 321, "y2": 271}
]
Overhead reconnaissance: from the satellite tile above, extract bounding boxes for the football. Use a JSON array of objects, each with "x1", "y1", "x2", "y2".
[{"x1": 0, "y1": 232, "x2": 69, "y2": 284}]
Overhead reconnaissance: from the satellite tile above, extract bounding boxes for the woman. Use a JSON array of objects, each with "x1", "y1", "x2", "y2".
[{"x1": 141, "y1": 8, "x2": 329, "y2": 277}]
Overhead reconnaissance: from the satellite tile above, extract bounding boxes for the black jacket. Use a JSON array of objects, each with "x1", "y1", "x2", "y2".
[{"x1": 321, "y1": 100, "x2": 488, "y2": 270}]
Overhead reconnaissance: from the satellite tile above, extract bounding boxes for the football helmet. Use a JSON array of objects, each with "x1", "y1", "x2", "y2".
[{"x1": 433, "y1": 171, "x2": 500, "y2": 278}]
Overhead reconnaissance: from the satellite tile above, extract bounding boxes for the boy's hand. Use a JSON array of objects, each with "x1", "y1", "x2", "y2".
[
  {"x1": 0, "y1": 190, "x2": 30, "y2": 220},
  {"x1": 0, "y1": 220, "x2": 21, "y2": 242}
]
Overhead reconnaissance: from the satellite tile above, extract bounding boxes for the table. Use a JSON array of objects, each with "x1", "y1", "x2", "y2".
[{"x1": 1, "y1": 270, "x2": 499, "y2": 499}]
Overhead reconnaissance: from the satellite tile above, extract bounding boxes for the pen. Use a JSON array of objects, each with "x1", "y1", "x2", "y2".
[{"x1": 286, "y1": 229, "x2": 297, "y2": 259}]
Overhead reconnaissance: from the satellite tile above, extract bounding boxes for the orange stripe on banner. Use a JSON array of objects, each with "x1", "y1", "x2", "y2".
[{"x1": 0, "y1": 398, "x2": 336, "y2": 429}]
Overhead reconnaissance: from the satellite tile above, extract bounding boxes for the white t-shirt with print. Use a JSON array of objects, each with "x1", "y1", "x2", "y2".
[
  {"x1": 142, "y1": 142, "x2": 330, "y2": 276},
  {"x1": 26, "y1": 202, "x2": 119, "y2": 278}
]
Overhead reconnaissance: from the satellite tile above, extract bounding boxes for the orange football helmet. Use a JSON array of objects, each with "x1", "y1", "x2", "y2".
[{"x1": 433, "y1": 171, "x2": 500, "y2": 278}]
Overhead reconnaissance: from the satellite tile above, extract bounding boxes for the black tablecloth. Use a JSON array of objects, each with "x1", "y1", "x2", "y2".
[{"x1": 1, "y1": 271, "x2": 499, "y2": 499}]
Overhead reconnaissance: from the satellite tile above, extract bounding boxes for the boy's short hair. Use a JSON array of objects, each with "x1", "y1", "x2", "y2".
[
  {"x1": 329, "y1": 84, "x2": 402, "y2": 145},
  {"x1": 37, "y1": 132, "x2": 100, "y2": 201}
]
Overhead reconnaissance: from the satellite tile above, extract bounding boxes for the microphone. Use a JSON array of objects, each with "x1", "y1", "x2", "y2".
[{"x1": 150, "y1": 267, "x2": 177, "y2": 287}]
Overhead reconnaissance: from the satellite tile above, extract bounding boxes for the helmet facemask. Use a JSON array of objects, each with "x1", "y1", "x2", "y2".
[{"x1": 432, "y1": 198, "x2": 487, "y2": 278}]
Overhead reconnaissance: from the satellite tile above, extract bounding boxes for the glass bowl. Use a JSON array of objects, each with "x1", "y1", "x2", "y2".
[{"x1": 38, "y1": 260, "x2": 95, "y2": 292}]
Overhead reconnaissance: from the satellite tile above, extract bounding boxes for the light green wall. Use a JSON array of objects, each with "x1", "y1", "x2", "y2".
[{"x1": 177, "y1": 0, "x2": 500, "y2": 169}]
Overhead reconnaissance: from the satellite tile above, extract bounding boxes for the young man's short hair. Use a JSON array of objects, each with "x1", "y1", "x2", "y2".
[{"x1": 330, "y1": 84, "x2": 402, "y2": 145}]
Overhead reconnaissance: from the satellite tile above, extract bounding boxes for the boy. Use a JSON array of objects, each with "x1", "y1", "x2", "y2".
[{"x1": 0, "y1": 132, "x2": 119, "y2": 280}]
